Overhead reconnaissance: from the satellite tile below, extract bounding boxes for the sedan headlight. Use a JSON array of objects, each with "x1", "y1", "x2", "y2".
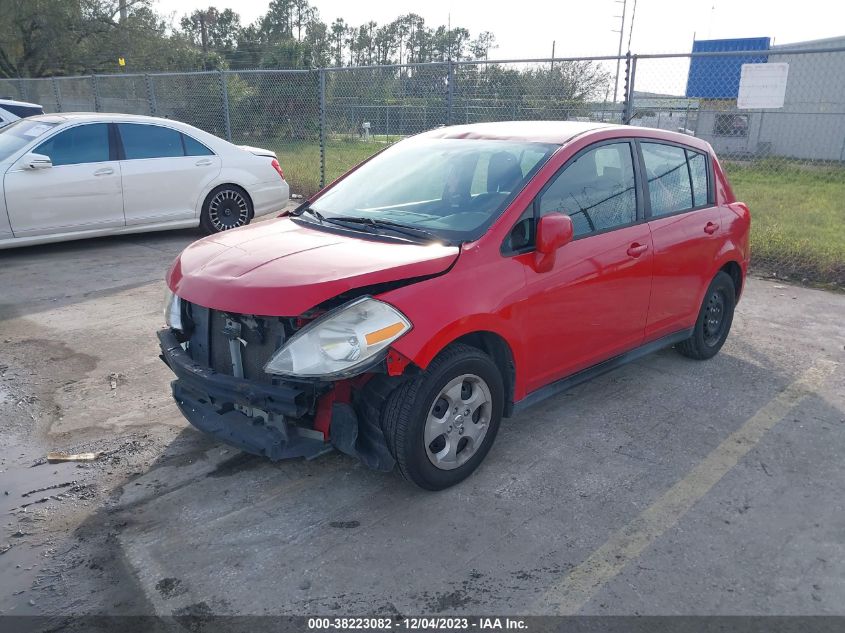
[
  {"x1": 265, "y1": 297, "x2": 412, "y2": 379},
  {"x1": 163, "y1": 289, "x2": 183, "y2": 331}
]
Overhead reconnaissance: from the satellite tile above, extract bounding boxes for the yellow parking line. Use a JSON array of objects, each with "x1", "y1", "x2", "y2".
[{"x1": 536, "y1": 358, "x2": 838, "y2": 615}]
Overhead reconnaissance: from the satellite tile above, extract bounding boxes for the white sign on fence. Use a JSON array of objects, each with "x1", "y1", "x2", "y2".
[{"x1": 737, "y1": 63, "x2": 789, "y2": 109}]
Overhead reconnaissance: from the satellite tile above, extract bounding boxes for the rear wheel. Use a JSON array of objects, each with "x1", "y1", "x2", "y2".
[
  {"x1": 381, "y1": 344, "x2": 504, "y2": 490},
  {"x1": 200, "y1": 185, "x2": 253, "y2": 234},
  {"x1": 676, "y1": 271, "x2": 736, "y2": 360}
]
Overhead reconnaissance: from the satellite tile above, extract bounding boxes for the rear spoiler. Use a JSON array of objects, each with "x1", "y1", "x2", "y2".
[{"x1": 238, "y1": 145, "x2": 276, "y2": 159}]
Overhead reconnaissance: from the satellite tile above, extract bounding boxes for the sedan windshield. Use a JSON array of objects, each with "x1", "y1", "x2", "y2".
[
  {"x1": 0, "y1": 119, "x2": 57, "y2": 162},
  {"x1": 309, "y1": 137, "x2": 556, "y2": 243}
]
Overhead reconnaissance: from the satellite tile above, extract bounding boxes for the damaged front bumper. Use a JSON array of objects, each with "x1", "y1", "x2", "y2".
[{"x1": 157, "y1": 328, "x2": 395, "y2": 470}]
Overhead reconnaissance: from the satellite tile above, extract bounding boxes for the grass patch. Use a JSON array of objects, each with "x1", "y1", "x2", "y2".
[
  {"x1": 266, "y1": 137, "x2": 399, "y2": 197},
  {"x1": 262, "y1": 138, "x2": 845, "y2": 287},
  {"x1": 726, "y1": 161, "x2": 845, "y2": 286}
]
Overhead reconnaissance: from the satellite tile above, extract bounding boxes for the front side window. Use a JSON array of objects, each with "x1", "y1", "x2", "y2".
[
  {"x1": 538, "y1": 142, "x2": 637, "y2": 238},
  {"x1": 35, "y1": 123, "x2": 110, "y2": 166},
  {"x1": 118, "y1": 123, "x2": 183, "y2": 159},
  {"x1": 308, "y1": 138, "x2": 555, "y2": 243}
]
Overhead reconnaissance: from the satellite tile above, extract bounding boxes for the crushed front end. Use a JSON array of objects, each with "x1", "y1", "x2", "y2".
[{"x1": 158, "y1": 296, "x2": 405, "y2": 471}]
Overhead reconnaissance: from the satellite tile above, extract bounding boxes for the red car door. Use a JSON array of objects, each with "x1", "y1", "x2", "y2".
[
  {"x1": 639, "y1": 141, "x2": 725, "y2": 340},
  {"x1": 511, "y1": 140, "x2": 654, "y2": 394}
]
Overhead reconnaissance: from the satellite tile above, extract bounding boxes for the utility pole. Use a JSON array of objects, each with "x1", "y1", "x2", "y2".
[
  {"x1": 612, "y1": 0, "x2": 628, "y2": 103},
  {"x1": 551, "y1": 40, "x2": 555, "y2": 72}
]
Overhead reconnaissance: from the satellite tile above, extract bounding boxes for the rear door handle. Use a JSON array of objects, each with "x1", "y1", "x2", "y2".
[
  {"x1": 93, "y1": 167, "x2": 114, "y2": 176},
  {"x1": 195, "y1": 159, "x2": 213, "y2": 166},
  {"x1": 627, "y1": 242, "x2": 649, "y2": 258},
  {"x1": 704, "y1": 221, "x2": 719, "y2": 234}
]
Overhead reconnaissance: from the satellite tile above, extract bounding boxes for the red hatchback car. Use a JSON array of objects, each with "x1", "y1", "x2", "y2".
[{"x1": 159, "y1": 122, "x2": 750, "y2": 490}]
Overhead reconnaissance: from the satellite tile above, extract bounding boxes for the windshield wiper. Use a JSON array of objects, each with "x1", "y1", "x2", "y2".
[
  {"x1": 291, "y1": 204, "x2": 325, "y2": 224},
  {"x1": 324, "y1": 217, "x2": 446, "y2": 245}
]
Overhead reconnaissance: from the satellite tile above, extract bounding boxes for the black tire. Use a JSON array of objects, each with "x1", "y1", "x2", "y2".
[
  {"x1": 676, "y1": 271, "x2": 736, "y2": 360},
  {"x1": 200, "y1": 185, "x2": 253, "y2": 234},
  {"x1": 381, "y1": 344, "x2": 504, "y2": 490}
]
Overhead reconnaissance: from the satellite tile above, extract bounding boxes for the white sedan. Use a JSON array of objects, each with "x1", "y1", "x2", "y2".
[{"x1": 0, "y1": 113, "x2": 290, "y2": 249}]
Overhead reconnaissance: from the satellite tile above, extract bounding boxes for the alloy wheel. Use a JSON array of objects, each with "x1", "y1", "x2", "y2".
[{"x1": 208, "y1": 189, "x2": 249, "y2": 231}]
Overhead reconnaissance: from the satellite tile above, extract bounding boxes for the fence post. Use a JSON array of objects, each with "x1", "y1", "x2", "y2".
[
  {"x1": 219, "y1": 70, "x2": 232, "y2": 141},
  {"x1": 622, "y1": 52, "x2": 637, "y2": 125},
  {"x1": 91, "y1": 75, "x2": 101, "y2": 112},
  {"x1": 318, "y1": 68, "x2": 326, "y2": 189},
  {"x1": 18, "y1": 78, "x2": 28, "y2": 102},
  {"x1": 52, "y1": 77, "x2": 62, "y2": 112},
  {"x1": 446, "y1": 60, "x2": 455, "y2": 125},
  {"x1": 145, "y1": 74, "x2": 158, "y2": 116}
]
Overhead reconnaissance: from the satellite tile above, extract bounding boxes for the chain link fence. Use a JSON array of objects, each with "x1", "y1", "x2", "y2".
[
  {"x1": 629, "y1": 46, "x2": 845, "y2": 286},
  {"x1": 1, "y1": 46, "x2": 842, "y2": 285}
]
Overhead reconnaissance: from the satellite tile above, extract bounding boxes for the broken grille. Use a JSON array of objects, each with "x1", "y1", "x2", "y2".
[{"x1": 185, "y1": 303, "x2": 288, "y2": 384}]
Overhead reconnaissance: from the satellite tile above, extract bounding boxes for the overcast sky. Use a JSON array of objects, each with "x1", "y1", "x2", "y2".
[{"x1": 155, "y1": 0, "x2": 845, "y2": 59}]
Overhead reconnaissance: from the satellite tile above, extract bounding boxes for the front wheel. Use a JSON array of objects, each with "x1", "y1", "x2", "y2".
[
  {"x1": 381, "y1": 344, "x2": 504, "y2": 490},
  {"x1": 200, "y1": 185, "x2": 253, "y2": 234},
  {"x1": 676, "y1": 271, "x2": 736, "y2": 360}
]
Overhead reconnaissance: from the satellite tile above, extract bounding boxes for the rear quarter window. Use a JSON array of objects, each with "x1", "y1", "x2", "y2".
[
  {"x1": 182, "y1": 133, "x2": 213, "y2": 156},
  {"x1": 687, "y1": 150, "x2": 710, "y2": 207}
]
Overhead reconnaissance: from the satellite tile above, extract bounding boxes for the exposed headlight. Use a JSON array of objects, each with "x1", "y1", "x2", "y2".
[
  {"x1": 265, "y1": 297, "x2": 412, "y2": 379},
  {"x1": 163, "y1": 289, "x2": 183, "y2": 331}
]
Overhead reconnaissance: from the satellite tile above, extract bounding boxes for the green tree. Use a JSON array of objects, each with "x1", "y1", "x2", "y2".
[
  {"x1": 180, "y1": 7, "x2": 242, "y2": 53},
  {"x1": 329, "y1": 18, "x2": 347, "y2": 67},
  {"x1": 0, "y1": 0, "x2": 202, "y2": 77}
]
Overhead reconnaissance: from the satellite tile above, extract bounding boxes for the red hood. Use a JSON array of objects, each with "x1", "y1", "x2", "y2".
[{"x1": 167, "y1": 217, "x2": 460, "y2": 316}]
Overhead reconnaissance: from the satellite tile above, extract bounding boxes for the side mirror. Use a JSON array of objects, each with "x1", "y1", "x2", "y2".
[
  {"x1": 22, "y1": 152, "x2": 52, "y2": 170},
  {"x1": 533, "y1": 212, "x2": 573, "y2": 273}
]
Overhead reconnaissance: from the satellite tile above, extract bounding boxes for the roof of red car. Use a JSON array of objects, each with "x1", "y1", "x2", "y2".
[
  {"x1": 418, "y1": 120, "x2": 712, "y2": 152},
  {"x1": 418, "y1": 121, "x2": 618, "y2": 144}
]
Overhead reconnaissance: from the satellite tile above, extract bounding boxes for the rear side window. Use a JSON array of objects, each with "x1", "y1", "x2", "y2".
[
  {"x1": 182, "y1": 133, "x2": 213, "y2": 156},
  {"x1": 538, "y1": 142, "x2": 637, "y2": 237},
  {"x1": 642, "y1": 142, "x2": 711, "y2": 216},
  {"x1": 35, "y1": 124, "x2": 110, "y2": 166},
  {"x1": 118, "y1": 123, "x2": 183, "y2": 159}
]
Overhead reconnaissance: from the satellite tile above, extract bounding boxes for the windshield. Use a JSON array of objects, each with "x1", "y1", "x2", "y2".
[
  {"x1": 309, "y1": 137, "x2": 556, "y2": 243},
  {"x1": 0, "y1": 119, "x2": 57, "y2": 162}
]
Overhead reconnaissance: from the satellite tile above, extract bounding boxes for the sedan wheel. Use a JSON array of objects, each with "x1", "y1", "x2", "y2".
[
  {"x1": 208, "y1": 189, "x2": 250, "y2": 231},
  {"x1": 200, "y1": 185, "x2": 253, "y2": 234}
]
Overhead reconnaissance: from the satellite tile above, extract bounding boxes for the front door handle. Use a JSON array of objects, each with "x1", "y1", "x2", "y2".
[
  {"x1": 93, "y1": 167, "x2": 114, "y2": 176},
  {"x1": 627, "y1": 242, "x2": 649, "y2": 258},
  {"x1": 195, "y1": 159, "x2": 213, "y2": 166},
  {"x1": 704, "y1": 221, "x2": 719, "y2": 234}
]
